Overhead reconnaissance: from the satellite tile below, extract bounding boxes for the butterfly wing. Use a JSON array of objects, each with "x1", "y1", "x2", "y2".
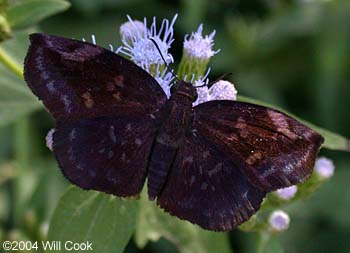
[
  {"x1": 157, "y1": 100, "x2": 323, "y2": 231},
  {"x1": 191, "y1": 100, "x2": 324, "y2": 191},
  {"x1": 53, "y1": 116, "x2": 156, "y2": 197},
  {"x1": 156, "y1": 130, "x2": 266, "y2": 231},
  {"x1": 24, "y1": 33, "x2": 167, "y2": 196},
  {"x1": 24, "y1": 33, "x2": 167, "y2": 121}
]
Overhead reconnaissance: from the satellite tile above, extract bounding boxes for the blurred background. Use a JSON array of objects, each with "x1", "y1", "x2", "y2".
[{"x1": 0, "y1": 0, "x2": 349, "y2": 252}]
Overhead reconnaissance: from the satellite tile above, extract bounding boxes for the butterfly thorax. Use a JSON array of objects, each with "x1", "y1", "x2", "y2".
[{"x1": 147, "y1": 81, "x2": 195, "y2": 200}]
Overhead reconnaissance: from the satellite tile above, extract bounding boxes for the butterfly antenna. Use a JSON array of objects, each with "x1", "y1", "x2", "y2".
[
  {"x1": 150, "y1": 38, "x2": 180, "y2": 82},
  {"x1": 195, "y1": 72, "x2": 233, "y2": 88}
]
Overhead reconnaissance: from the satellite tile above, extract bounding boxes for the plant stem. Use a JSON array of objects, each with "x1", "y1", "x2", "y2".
[
  {"x1": 0, "y1": 46, "x2": 23, "y2": 78},
  {"x1": 256, "y1": 232, "x2": 271, "y2": 253}
]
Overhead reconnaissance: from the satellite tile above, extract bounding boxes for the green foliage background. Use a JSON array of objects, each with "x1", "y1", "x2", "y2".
[{"x1": 0, "y1": 0, "x2": 349, "y2": 252}]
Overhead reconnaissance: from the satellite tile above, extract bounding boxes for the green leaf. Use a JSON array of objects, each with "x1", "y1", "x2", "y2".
[
  {"x1": 6, "y1": 0, "x2": 70, "y2": 29},
  {"x1": 237, "y1": 95, "x2": 349, "y2": 152},
  {"x1": 135, "y1": 190, "x2": 232, "y2": 253},
  {"x1": 0, "y1": 1, "x2": 8, "y2": 13},
  {"x1": 47, "y1": 186, "x2": 138, "y2": 253}
]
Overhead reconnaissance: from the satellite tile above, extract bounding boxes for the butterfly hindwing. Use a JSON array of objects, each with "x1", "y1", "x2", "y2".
[
  {"x1": 53, "y1": 116, "x2": 156, "y2": 197},
  {"x1": 24, "y1": 33, "x2": 167, "y2": 121},
  {"x1": 192, "y1": 100, "x2": 324, "y2": 192},
  {"x1": 156, "y1": 131, "x2": 266, "y2": 231}
]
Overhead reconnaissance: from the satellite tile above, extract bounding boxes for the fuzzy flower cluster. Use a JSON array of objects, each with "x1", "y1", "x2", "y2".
[
  {"x1": 117, "y1": 14, "x2": 234, "y2": 103},
  {"x1": 183, "y1": 24, "x2": 219, "y2": 60},
  {"x1": 193, "y1": 80, "x2": 238, "y2": 106},
  {"x1": 119, "y1": 15, "x2": 176, "y2": 68}
]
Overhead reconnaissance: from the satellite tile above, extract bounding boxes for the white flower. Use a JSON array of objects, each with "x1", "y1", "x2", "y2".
[
  {"x1": 315, "y1": 157, "x2": 335, "y2": 179},
  {"x1": 269, "y1": 210, "x2": 290, "y2": 232},
  {"x1": 192, "y1": 69, "x2": 210, "y2": 106},
  {"x1": 209, "y1": 80, "x2": 237, "y2": 100},
  {"x1": 276, "y1": 185, "x2": 298, "y2": 200},
  {"x1": 118, "y1": 14, "x2": 177, "y2": 69},
  {"x1": 82, "y1": 34, "x2": 97, "y2": 45},
  {"x1": 120, "y1": 19, "x2": 145, "y2": 40},
  {"x1": 193, "y1": 79, "x2": 237, "y2": 106},
  {"x1": 183, "y1": 24, "x2": 219, "y2": 60},
  {"x1": 46, "y1": 128, "x2": 55, "y2": 151},
  {"x1": 152, "y1": 66, "x2": 174, "y2": 98},
  {"x1": 193, "y1": 86, "x2": 210, "y2": 106}
]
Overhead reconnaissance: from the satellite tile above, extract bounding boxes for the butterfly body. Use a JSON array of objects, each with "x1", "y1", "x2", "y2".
[
  {"x1": 24, "y1": 33, "x2": 324, "y2": 231},
  {"x1": 148, "y1": 80, "x2": 196, "y2": 200}
]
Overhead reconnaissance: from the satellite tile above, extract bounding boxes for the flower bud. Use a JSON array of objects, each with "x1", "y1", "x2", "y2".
[
  {"x1": 275, "y1": 185, "x2": 297, "y2": 200},
  {"x1": 209, "y1": 80, "x2": 237, "y2": 101},
  {"x1": 46, "y1": 128, "x2": 55, "y2": 151},
  {"x1": 269, "y1": 210, "x2": 290, "y2": 232},
  {"x1": 315, "y1": 157, "x2": 334, "y2": 179},
  {"x1": 178, "y1": 24, "x2": 219, "y2": 80}
]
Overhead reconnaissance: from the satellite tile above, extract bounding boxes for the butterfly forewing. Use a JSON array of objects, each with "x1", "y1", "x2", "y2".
[
  {"x1": 192, "y1": 100, "x2": 324, "y2": 191},
  {"x1": 24, "y1": 33, "x2": 167, "y2": 121},
  {"x1": 157, "y1": 130, "x2": 266, "y2": 231},
  {"x1": 24, "y1": 33, "x2": 167, "y2": 197}
]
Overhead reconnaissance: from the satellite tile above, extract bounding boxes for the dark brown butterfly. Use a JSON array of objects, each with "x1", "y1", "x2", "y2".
[{"x1": 24, "y1": 33, "x2": 324, "y2": 231}]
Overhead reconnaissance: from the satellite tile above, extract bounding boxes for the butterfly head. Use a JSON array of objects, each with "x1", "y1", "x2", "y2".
[{"x1": 170, "y1": 80, "x2": 198, "y2": 102}]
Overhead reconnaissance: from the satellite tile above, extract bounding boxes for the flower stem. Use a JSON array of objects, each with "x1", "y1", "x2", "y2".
[
  {"x1": 256, "y1": 232, "x2": 271, "y2": 253},
  {"x1": 0, "y1": 46, "x2": 23, "y2": 78}
]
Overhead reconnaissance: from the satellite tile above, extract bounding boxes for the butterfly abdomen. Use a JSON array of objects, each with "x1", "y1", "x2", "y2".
[
  {"x1": 147, "y1": 142, "x2": 178, "y2": 200},
  {"x1": 147, "y1": 83, "x2": 194, "y2": 200}
]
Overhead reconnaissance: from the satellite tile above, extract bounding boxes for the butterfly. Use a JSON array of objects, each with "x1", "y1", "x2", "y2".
[{"x1": 24, "y1": 33, "x2": 324, "y2": 231}]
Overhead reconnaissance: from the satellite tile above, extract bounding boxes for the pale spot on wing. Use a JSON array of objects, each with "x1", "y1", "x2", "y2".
[
  {"x1": 201, "y1": 182, "x2": 208, "y2": 190},
  {"x1": 126, "y1": 124, "x2": 132, "y2": 131},
  {"x1": 261, "y1": 166, "x2": 277, "y2": 177},
  {"x1": 135, "y1": 138, "x2": 142, "y2": 146},
  {"x1": 283, "y1": 163, "x2": 293, "y2": 174},
  {"x1": 246, "y1": 151, "x2": 262, "y2": 165},
  {"x1": 208, "y1": 163, "x2": 223, "y2": 177},
  {"x1": 76, "y1": 164, "x2": 84, "y2": 171},
  {"x1": 68, "y1": 147, "x2": 74, "y2": 162},
  {"x1": 34, "y1": 47, "x2": 45, "y2": 71},
  {"x1": 203, "y1": 151, "x2": 210, "y2": 158},
  {"x1": 47, "y1": 81, "x2": 56, "y2": 93},
  {"x1": 234, "y1": 119, "x2": 250, "y2": 138},
  {"x1": 184, "y1": 156, "x2": 194, "y2": 163},
  {"x1": 192, "y1": 129, "x2": 198, "y2": 137},
  {"x1": 268, "y1": 110, "x2": 298, "y2": 140},
  {"x1": 81, "y1": 92, "x2": 94, "y2": 108},
  {"x1": 41, "y1": 72, "x2": 50, "y2": 80},
  {"x1": 112, "y1": 92, "x2": 122, "y2": 101},
  {"x1": 109, "y1": 125, "x2": 116, "y2": 143},
  {"x1": 69, "y1": 128, "x2": 77, "y2": 141},
  {"x1": 61, "y1": 95, "x2": 72, "y2": 113}
]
